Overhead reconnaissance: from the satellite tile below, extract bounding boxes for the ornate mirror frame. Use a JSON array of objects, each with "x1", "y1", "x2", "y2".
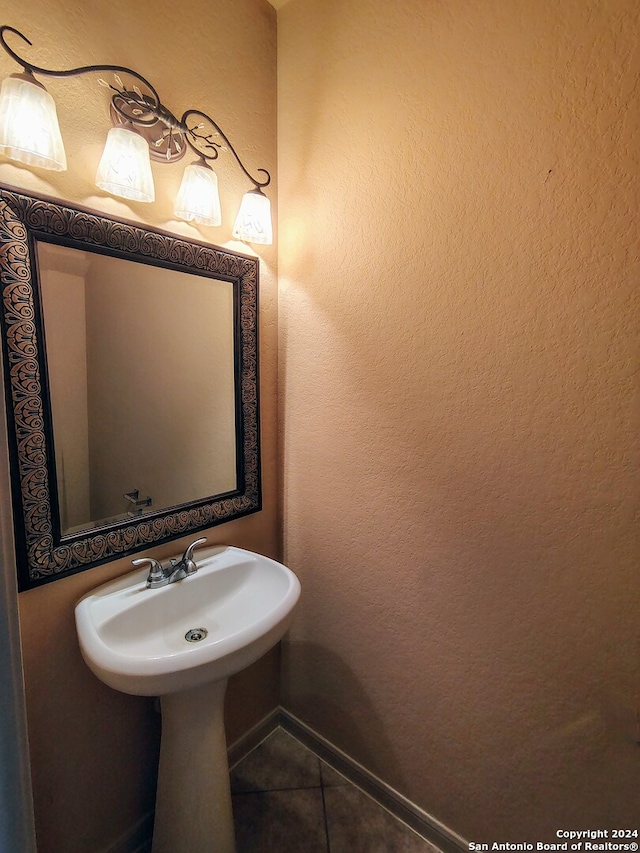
[{"x1": 0, "y1": 186, "x2": 261, "y2": 590}]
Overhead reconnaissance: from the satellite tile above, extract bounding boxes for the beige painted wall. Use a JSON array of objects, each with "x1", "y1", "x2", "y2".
[
  {"x1": 278, "y1": 0, "x2": 639, "y2": 842},
  {"x1": 0, "y1": 0, "x2": 278, "y2": 851},
  {"x1": 37, "y1": 244, "x2": 91, "y2": 530},
  {"x1": 84, "y1": 255, "x2": 236, "y2": 521}
]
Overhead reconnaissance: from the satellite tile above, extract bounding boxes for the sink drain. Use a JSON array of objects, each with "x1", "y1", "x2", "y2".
[{"x1": 185, "y1": 627, "x2": 208, "y2": 643}]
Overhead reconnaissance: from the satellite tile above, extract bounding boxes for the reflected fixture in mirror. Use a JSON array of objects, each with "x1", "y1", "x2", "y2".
[
  {"x1": 0, "y1": 25, "x2": 272, "y2": 243},
  {"x1": 0, "y1": 186, "x2": 261, "y2": 590}
]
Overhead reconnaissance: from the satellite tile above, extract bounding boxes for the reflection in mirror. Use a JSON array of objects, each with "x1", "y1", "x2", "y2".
[{"x1": 37, "y1": 242, "x2": 237, "y2": 535}]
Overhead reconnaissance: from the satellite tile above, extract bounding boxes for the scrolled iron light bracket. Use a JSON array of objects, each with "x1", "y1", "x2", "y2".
[{"x1": 0, "y1": 24, "x2": 271, "y2": 190}]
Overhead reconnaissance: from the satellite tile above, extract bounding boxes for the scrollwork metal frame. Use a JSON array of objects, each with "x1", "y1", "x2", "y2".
[
  {"x1": 0, "y1": 24, "x2": 271, "y2": 190},
  {"x1": 0, "y1": 186, "x2": 261, "y2": 590}
]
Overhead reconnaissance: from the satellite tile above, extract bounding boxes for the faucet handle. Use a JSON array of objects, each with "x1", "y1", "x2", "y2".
[
  {"x1": 132, "y1": 557, "x2": 168, "y2": 588},
  {"x1": 182, "y1": 537, "x2": 208, "y2": 574}
]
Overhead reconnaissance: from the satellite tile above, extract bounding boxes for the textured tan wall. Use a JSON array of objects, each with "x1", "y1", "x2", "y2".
[
  {"x1": 278, "y1": 0, "x2": 639, "y2": 842},
  {"x1": 37, "y1": 247, "x2": 91, "y2": 530},
  {"x1": 83, "y1": 257, "x2": 236, "y2": 519},
  {"x1": 0, "y1": 1, "x2": 278, "y2": 851}
]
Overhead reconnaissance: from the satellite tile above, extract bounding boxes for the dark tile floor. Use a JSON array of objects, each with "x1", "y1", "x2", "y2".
[{"x1": 230, "y1": 727, "x2": 441, "y2": 852}]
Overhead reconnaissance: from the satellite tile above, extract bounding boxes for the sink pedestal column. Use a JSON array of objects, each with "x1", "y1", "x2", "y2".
[{"x1": 152, "y1": 678, "x2": 235, "y2": 853}]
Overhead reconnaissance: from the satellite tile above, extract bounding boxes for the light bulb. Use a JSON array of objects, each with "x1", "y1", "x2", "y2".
[
  {"x1": 174, "y1": 161, "x2": 222, "y2": 226},
  {"x1": 232, "y1": 188, "x2": 272, "y2": 246},
  {"x1": 0, "y1": 72, "x2": 67, "y2": 171},
  {"x1": 95, "y1": 126, "x2": 155, "y2": 203}
]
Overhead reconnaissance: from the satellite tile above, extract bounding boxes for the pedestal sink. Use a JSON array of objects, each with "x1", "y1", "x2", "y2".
[{"x1": 75, "y1": 545, "x2": 301, "y2": 853}]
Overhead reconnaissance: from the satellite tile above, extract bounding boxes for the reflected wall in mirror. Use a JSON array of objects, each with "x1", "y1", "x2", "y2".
[
  {"x1": 0, "y1": 187, "x2": 261, "y2": 590},
  {"x1": 39, "y1": 243, "x2": 237, "y2": 534}
]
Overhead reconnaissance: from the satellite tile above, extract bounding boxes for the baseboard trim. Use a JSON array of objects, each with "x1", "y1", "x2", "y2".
[
  {"x1": 279, "y1": 708, "x2": 469, "y2": 853},
  {"x1": 98, "y1": 705, "x2": 468, "y2": 853},
  {"x1": 227, "y1": 706, "x2": 281, "y2": 770},
  {"x1": 94, "y1": 710, "x2": 281, "y2": 853}
]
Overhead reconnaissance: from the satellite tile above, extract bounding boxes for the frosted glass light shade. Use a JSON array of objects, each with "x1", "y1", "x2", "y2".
[
  {"x1": 0, "y1": 73, "x2": 67, "y2": 171},
  {"x1": 174, "y1": 162, "x2": 222, "y2": 226},
  {"x1": 95, "y1": 127, "x2": 155, "y2": 202},
  {"x1": 232, "y1": 189, "x2": 272, "y2": 245}
]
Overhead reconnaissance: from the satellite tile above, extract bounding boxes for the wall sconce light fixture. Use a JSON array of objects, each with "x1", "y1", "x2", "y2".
[{"x1": 0, "y1": 25, "x2": 272, "y2": 244}]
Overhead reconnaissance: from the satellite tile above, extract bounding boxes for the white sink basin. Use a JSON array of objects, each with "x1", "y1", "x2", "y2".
[{"x1": 75, "y1": 545, "x2": 301, "y2": 696}]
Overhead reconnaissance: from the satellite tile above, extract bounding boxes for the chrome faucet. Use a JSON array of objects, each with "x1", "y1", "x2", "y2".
[{"x1": 133, "y1": 537, "x2": 208, "y2": 589}]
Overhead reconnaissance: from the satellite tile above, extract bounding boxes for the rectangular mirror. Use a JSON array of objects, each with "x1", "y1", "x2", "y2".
[
  {"x1": 38, "y1": 243, "x2": 238, "y2": 534},
  {"x1": 0, "y1": 187, "x2": 261, "y2": 589}
]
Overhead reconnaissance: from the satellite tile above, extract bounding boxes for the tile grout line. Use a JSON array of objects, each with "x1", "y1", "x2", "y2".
[
  {"x1": 230, "y1": 720, "x2": 453, "y2": 852},
  {"x1": 319, "y1": 758, "x2": 332, "y2": 853},
  {"x1": 280, "y1": 711, "x2": 466, "y2": 852}
]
